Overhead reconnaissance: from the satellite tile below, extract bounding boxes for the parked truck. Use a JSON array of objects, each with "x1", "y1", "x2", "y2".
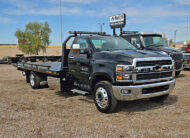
[
  {"x1": 13, "y1": 31, "x2": 176, "y2": 113},
  {"x1": 177, "y1": 44, "x2": 190, "y2": 69},
  {"x1": 121, "y1": 31, "x2": 184, "y2": 76}
]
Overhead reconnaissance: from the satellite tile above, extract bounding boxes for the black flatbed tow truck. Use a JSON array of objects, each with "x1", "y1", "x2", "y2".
[{"x1": 13, "y1": 31, "x2": 176, "y2": 113}]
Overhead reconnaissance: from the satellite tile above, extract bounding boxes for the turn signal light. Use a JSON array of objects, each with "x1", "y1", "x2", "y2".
[
  {"x1": 116, "y1": 75, "x2": 123, "y2": 80},
  {"x1": 116, "y1": 67, "x2": 123, "y2": 71}
]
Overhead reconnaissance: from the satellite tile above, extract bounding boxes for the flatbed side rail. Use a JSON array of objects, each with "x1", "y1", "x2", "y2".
[{"x1": 17, "y1": 63, "x2": 61, "y2": 77}]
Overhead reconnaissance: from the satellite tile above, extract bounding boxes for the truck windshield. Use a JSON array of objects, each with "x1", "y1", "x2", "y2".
[
  {"x1": 143, "y1": 35, "x2": 166, "y2": 47},
  {"x1": 90, "y1": 37, "x2": 136, "y2": 51}
]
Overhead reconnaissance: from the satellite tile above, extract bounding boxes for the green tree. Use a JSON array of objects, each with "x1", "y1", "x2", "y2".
[
  {"x1": 169, "y1": 39, "x2": 173, "y2": 47},
  {"x1": 15, "y1": 21, "x2": 52, "y2": 55}
]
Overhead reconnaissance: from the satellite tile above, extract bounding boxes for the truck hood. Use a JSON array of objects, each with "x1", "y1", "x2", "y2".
[
  {"x1": 145, "y1": 46, "x2": 180, "y2": 54},
  {"x1": 93, "y1": 50, "x2": 169, "y2": 64}
]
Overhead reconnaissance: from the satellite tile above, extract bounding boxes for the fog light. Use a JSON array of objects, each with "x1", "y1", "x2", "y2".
[
  {"x1": 123, "y1": 74, "x2": 131, "y2": 79},
  {"x1": 120, "y1": 89, "x2": 131, "y2": 95},
  {"x1": 116, "y1": 75, "x2": 123, "y2": 80}
]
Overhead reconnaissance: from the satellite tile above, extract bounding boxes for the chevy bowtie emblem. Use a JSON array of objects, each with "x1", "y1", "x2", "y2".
[{"x1": 154, "y1": 64, "x2": 162, "y2": 71}]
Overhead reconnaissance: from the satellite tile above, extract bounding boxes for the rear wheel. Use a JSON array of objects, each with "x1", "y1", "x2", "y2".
[
  {"x1": 149, "y1": 94, "x2": 169, "y2": 102},
  {"x1": 175, "y1": 71, "x2": 181, "y2": 77},
  {"x1": 30, "y1": 72, "x2": 41, "y2": 89},
  {"x1": 94, "y1": 81, "x2": 117, "y2": 113}
]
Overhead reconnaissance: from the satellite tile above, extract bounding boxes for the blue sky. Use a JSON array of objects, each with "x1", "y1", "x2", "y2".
[{"x1": 0, "y1": 0, "x2": 190, "y2": 45}]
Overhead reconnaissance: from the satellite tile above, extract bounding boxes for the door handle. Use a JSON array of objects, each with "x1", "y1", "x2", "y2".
[{"x1": 69, "y1": 56, "x2": 74, "y2": 59}]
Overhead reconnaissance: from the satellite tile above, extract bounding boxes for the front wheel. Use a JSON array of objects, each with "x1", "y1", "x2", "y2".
[
  {"x1": 149, "y1": 94, "x2": 169, "y2": 102},
  {"x1": 175, "y1": 71, "x2": 181, "y2": 77},
  {"x1": 94, "y1": 81, "x2": 117, "y2": 113}
]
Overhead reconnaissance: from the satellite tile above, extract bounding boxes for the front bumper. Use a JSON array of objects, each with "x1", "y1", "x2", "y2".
[
  {"x1": 184, "y1": 59, "x2": 190, "y2": 68},
  {"x1": 112, "y1": 79, "x2": 175, "y2": 101}
]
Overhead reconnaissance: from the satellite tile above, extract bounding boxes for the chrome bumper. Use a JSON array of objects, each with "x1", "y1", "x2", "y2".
[
  {"x1": 184, "y1": 64, "x2": 190, "y2": 68},
  {"x1": 112, "y1": 79, "x2": 175, "y2": 101},
  {"x1": 184, "y1": 59, "x2": 190, "y2": 68}
]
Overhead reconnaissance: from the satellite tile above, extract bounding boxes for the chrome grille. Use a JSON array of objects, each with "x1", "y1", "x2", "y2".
[
  {"x1": 133, "y1": 57, "x2": 174, "y2": 83},
  {"x1": 136, "y1": 60, "x2": 172, "y2": 67}
]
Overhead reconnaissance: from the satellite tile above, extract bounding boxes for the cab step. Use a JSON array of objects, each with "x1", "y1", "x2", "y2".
[{"x1": 71, "y1": 89, "x2": 89, "y2": 95}]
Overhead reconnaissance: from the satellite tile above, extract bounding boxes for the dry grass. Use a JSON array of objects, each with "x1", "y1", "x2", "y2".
[{"x1": 0, "y1": 46, "x2": 62, "y2": 58}]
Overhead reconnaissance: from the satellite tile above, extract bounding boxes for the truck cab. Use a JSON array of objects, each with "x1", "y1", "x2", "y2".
[
  {"x1": 177, "y1": 44, "x2": 190, "y2": 69},
  {"x1": 61, "y1": 31, "x2": 175, "y2": 112},
  {"x1": 122, "y1": 31, "x2": 184, "y2": 76}
]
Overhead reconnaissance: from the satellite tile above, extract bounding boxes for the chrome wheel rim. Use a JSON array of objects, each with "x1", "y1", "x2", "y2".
[
  {"x1": 95, "y1": 87, "x2": 109, "y2": 109},
  {"x1": 30, "y1": 74, "x2": 35, "y2": 86}
]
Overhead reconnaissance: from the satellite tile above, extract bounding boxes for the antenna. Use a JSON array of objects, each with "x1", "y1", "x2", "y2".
[{"x1": 60, "y1": 0, "x2": 63, "y2": 43}]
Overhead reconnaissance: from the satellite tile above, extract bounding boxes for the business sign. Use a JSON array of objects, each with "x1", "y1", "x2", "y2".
[{"x1": 110, "y1": 13, "x2": 126, "y2": 29}]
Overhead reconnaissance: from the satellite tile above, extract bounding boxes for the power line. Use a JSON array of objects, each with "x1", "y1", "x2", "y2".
[{"x1": 60, "y1": 0, "x2": 63, "y2": 43}]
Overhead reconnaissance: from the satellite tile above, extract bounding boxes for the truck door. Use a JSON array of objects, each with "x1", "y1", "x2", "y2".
[{"x1": 68, "y1": 38, "x2": 91, "y2": 82}]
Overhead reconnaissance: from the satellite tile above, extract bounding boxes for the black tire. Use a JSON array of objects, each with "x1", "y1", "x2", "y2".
[
  {"x1": 94, "y1": 81, "x2": 117, "y2": 113},
  {"x1": 149, "y1": 94, "x2": 169, "y2": 102},
  {"x1": 25, "y1": 71, "x2": 30, "y2": 83},
  {"x1": 60, "y1": 78, "x2": 73, "y2": 92},
  {"x1": 29, "y1": 72, "x2": 41, "y2": 89},
  {"x1": 175, "y1": 71, "x2": 181, "y2": 77}
]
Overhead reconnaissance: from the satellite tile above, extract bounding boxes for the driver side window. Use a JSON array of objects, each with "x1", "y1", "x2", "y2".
[{"x1": 74, "y1": 38, "x2": 89, "y2": 49}]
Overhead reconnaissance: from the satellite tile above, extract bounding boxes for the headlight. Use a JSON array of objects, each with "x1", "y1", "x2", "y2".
[
  {"x1": 116, "y1": 65, "x2": 133, "y2": 81},
  {"x1": 172, "y1": 60, "x2": 175, "y2": 69},
  {"x1": 116, "y1": 65, "x2": 133, "y2": 72},
  {"x1": 161, "y1": 51, "x2": 168, "y2": 55}
]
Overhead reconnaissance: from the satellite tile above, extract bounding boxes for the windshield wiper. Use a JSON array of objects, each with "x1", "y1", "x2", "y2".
[
  {"x1": 103, "y1": 49, "x2": 111, "y2": 51},
  {"x1": 145, "y1": 44, "x2": 163, "y2": 47},
  {"x1": 111, "y1": 48, "x2": 134, "y2": 51},
  {"x1": 123, "y1": 48, "x2": 134, "y2": 50}
]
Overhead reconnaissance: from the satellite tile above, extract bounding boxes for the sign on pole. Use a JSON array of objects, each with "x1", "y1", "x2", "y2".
[{"x1": 110, "y1": 13, "x2": 126, "y2": 29}]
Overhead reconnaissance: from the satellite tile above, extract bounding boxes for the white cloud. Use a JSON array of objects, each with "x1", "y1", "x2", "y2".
[
  {"x1": 173, "y1": 0, "x2": 190, "y2": 5},
  {"x1": 161, "y1": 22, "x2": 188, "y2": 41},
  {"x1": 0, "y1": 16, "x2": 11, "y2": 23},
  {"x1": 1, "y1": 0, "x2": 190, "y2": 19},
  {"x1": 0, "y1": 0, "x2": 38, "y2": 8},
  {"x1": 122, "y1": 6, "x2": 189, "y2": 17},
  {"x1": 5, "y1": 7, "x2": 83, "y2": 16},
  {"x1": 47, "y1": 0, "x2": 96, "y2": 4}
]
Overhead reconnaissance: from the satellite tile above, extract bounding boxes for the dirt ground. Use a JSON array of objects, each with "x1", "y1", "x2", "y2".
[{"x1": 0, "y1": 65, "x2": 190, "y2": 137}]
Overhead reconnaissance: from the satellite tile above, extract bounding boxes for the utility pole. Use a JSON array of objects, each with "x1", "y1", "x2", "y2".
[
  {"x1": 60, "y1": 0, "x2": 63, "y2": 43},
  {"x1": 98, "y1": 23, "x2": 105, "y2": 32},
  {"x1": 174, "y1": 30, "x2": 177, "y2": 44},
  {"x1": 187, "y1": 16, "x2": 189, "y2": 42}
]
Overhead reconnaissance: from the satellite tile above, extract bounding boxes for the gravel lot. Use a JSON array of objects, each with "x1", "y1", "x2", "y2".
[{"x1": 0, "y1": 64, "x2": 190, "y2": 137}]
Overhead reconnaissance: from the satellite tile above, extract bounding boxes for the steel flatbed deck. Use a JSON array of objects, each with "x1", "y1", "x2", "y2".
[{"x1": 17, "y1": 62, "x2": 65, "y2": 77}]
